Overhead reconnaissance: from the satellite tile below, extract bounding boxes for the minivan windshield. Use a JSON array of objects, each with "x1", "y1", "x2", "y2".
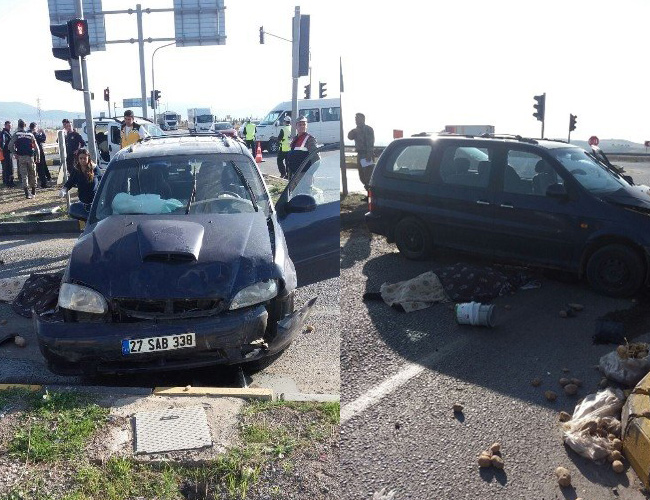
[
  {"x1": 549, "y1": 148, "x2": 629, "y2": 194},
  {"x1": 260, "y1": 110, "x2": 282, "y2": 125},
  {"x1": 91, "y1": 154, "x2": 270, "y2": 223}
]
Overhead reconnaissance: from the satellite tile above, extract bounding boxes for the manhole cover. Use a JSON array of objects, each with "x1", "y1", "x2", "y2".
[{"x1": 134, "y1": 406, "x2": 212, "y2": 454}]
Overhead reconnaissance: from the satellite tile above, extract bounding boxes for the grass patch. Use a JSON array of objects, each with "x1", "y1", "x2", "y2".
[
  {"x1": 264, "y1": 175, "x2": 288, "y2": 204},
  {"x1": 8, "y1": 391, "x2": 108, "y2": 463},
  {"x1": 0, "y1": 387, "x2": 41, "y2": 411},
  {"x1": 244, "y1": 400, "x2": 340, "y2": 425},
  {"x1": 341, "y1": 192, "x2": 366, "y2": 212}
]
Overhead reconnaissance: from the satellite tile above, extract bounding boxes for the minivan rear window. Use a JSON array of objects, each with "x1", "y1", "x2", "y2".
[{"x1": 385, "y1": 145, "x2": 432, "y2": 178}]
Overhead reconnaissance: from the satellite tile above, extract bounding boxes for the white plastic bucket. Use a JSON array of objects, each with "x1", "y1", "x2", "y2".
[{"x1": 455, "y1": 302, "x2": 495, "y2": 327}]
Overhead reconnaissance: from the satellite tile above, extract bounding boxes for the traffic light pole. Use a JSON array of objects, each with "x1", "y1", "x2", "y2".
[
  {"x1": 75, "y1": 0, "x2": 97, "y2": 163},
  {"x1": 291, "y1": 7, "x2": 300, "y2": 138},
  {"x1": 136, "y1": 4, "x2": 148, "y2": 119}
]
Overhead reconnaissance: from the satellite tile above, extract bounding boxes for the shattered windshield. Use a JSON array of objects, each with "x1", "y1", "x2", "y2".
[
  {"x1": 92, "y1": 154, "x2": 270, "y2": 222},
  {"x1": 550, "y1": 148, "x2": 628, "y2": 194}
]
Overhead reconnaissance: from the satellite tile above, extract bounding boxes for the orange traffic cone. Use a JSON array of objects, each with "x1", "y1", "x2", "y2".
[{"x1": 255, "y1": 142, "x2": 263, "y2": 164}]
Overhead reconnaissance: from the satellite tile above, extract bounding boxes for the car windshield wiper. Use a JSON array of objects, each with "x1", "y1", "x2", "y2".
[
  {"x1": 185, "y1": 163, "x2": 197, "y2": 214},
  {"x1": 228, "y1": 161, "x2": 259, "y2": 213}
]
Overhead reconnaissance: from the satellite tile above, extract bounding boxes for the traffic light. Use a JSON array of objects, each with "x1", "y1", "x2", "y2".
[
  {"x1": 319, "y1": 81, "x2": 327, "y2": 98},
  {"x1": 259, "y1": 26, "x2": 264, "y2": 44},
  {"x1": 154, "y1": 90, "x2": 161, "y2": 101},
  {"x1": 304, "y1": 84, "x2": 311, "y2": 99},
  {"x1": 104, "y1": 87, "x2": 110, "y2": 102},
  {"x1": 533, "y1": 93, "x2": 546, "y2": 122},
  {"x1": 69, "y1": 19, "x2": 90, "y2": 58},
  {"x1": 569, "y1": 113, "x2": 577, "y2": 132},
  {"x1": 50, "y1": 21, "x2": 83, "y2": 90}
]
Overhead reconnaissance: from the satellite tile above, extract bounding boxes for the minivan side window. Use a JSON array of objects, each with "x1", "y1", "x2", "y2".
[
  {"x1": 506, "y1": 150, "x2": 563, "y2": 196},
  {"x1": 321, "y1": 107, "x2": 341, "y2": 122},
  {"x1": 385, "y1": 145, "x2": 432, "y2": 178},
  {"x1": 299, "y1": 108, "x2": 320, "y2": 123},
  {"x1": 439, "y1": 146, "x2": 492, "y2": 188}
]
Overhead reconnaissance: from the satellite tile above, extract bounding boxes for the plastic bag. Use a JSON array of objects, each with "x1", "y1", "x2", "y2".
[
  {"x1": 600, "y1": 349, "x2": 650, "y2": 386},
  {"x1": 112, "y1": 193, "x2": 183, "y2": 215},
  {"x1": 562, "y1": 388, "x2": 625, "y2": 462}
]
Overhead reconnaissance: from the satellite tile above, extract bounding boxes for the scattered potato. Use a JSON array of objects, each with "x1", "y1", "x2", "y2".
[
  {"x1": 559, "y1": 310, "x2": 568, "y2": 318},
  {"x1": 14, "y1": 336, "x2": 26, "y2": 348},
  {"x1": 612, "y1": 460, "x2": 624, "y2": 473},
  {"x1": 559, "y1": 377, "x2": 570, "y2": 387},
  {"x1": 608, "y1": 450, "x2": 623, "y2": 463},
  {"x1": 611, "y1": 438, "x2": 623, "y2": 451},
  {"x1": 452, "y1": 403, "x2": 464, "y2": 413},
  {"x1": 490, "y1": 443, "x2": 501, "y2": 453},
  {"x1": 559, "y1": 411, "x2": 571, "y2": 423},
  {"x1": 617, "y1": 345, "x2": 629, "y2": 359},
  {"x1": 570, "y1": 378, "x2": 582, "y2": 387},
  {"x1": 478, "y1": 454, "x2": 492, "y2": 468},
  {"x1": 504, "y1": 304, "x2": 511, "y2": 310},
  {"x1": 545, "y1": 391, "x2": 558, "y2": 402},
  {"x1": 555, "y1": 467, "x2": 572, "y2": 487},
  {"x1": 564, "y1": 384, "x2": 578, "y2": 396},
  {"x1": 491, "y1": 455, "x2": 504, "y2": 469},
  {"x1": 531, "y1": 378, "x2": 542, "y2": 387},
  {"x1": 568, "y1": 303, "x2": 584, "y2": 311},
  {"x1": 304, "y1": 325, "x2": 315, "y2": 333},
  {"x1": 562, "y1": 368, "x2": 570, "y2": 373}
]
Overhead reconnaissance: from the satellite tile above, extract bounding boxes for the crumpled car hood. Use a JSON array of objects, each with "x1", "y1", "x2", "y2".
[{"x1": 68, "y1": 213, "x2": 283, "y2": 300}]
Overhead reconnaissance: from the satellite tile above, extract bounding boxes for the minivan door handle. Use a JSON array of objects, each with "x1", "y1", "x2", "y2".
[
  {"x1": 476, "y1": 200, "x2": 490, "y2": 206},
  {"x1": 500, "y1": 203, "x2": 514, "y2": 209}
]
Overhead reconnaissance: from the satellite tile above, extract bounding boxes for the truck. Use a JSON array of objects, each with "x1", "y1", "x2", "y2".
[
  {"x1": 255, "y1": 98, "x2": 340, "y2": 153},
  {"x1": 187, "y1": 108, "x2": 214, "y2": 133},
  {"x1": 443, "y1": 125, "x2": 495, "y2": 135},
  {"x1": 157, "y1": 111, "x2": 180, "y2": 131}
]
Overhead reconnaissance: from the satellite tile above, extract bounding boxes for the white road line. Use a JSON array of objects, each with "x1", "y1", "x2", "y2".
[{"x1": 341, "y1": 361, "x2": 426, "y2": 424}]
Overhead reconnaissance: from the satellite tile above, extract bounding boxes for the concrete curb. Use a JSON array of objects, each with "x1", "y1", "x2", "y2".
[
  {"x1": 0, "y1": 384, "x2": 42, "y2": 392},
  {"x1": 46, "y1": 385, "x2": 153, "y2": 396},
  {"x1": 0, "y1": 219, "x2": 80, "y2": 235},
  {"x1": 153, "y1": 386, "x2": 274, "y2": 401}
]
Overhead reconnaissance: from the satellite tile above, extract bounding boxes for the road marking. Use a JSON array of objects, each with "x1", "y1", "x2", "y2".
[{"x1": 341, "y1": 362, "x2": 426, "y2": 424}]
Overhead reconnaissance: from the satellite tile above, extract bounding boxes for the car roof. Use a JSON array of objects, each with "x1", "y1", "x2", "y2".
[
  {"x1": 113, "y1": 135, "x2": 251, "y2": 160},
  {"x1": 402, "y1": 134, "x2": 578, "y2": 150}
]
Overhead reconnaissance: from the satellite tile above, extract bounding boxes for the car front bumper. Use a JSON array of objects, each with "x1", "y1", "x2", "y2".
[{"x1": 34, "y1": 298, "x2": 316, "y2": 375}]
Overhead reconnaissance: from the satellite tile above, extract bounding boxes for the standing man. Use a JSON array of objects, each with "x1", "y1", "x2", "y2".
[
  {"x1": 30, "y1": 122, "x2": 51, "y2": 188},
  {"x1": 120, "y1": 110, "x2": 148, "y2": 148},
  {"x1": 7, "y1": 119, "x2": 39, "y2": 199},
  {"x1": 1, "y1": 121, "x2": 13, "y2": 187},
  {"x1": 62, "y1": 118, "x2": 86, "y2": 175},
  {"x1": 244, "y1": 118, "x2": 257, "y2": 155},
  {"x1": 276, "y1": 115, "x2": 292, "y2": 179},
  {"x1": 347, "y1": 112, "x2": 375, "y2": 192},
  {"x1": 286, "y1": 116, "x2": 318, "y2": 180}
]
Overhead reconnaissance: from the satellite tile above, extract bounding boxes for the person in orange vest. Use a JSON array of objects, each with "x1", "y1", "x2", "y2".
[
  {"x1": 120, "y1": 110, "x2": 148, "y2": 149},
  {"x1": 286, "y1": 116, "x2": 318, "y2": 180}
]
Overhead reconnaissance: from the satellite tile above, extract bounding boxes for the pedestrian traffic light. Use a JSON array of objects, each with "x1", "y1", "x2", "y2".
[
  {"x1": 50, "y1": 21, "x2": 83, "y2": 91},
  {"x1": 533, "y1": 93, "x2": 546, "y2": 122},
  {"x1": 569, "y1": 113, "x2": 577, "y2": 132},
  {"x1": 319, "y1": 82, "x2": 327, "y2": 98},
  {"x1": 69, "y1": 19, "x2": 90, "y2": 58},
  {"x1": 259, "y1": 26, "x2": 264, "y2": 44},
  {"x1": 104, "y1": 87, "x2": 110, "y2": 102},
  {"x1": 304, "y1": 84, "x2": 311, "y2": 99},
  {"x1": 154, "y1": 90, "x2": 161, "y2": 101}
]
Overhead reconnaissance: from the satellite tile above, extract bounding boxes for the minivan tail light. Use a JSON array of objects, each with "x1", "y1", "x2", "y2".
[{"x1": 368, "y1": 190, "x2": 373, "y2": 211}]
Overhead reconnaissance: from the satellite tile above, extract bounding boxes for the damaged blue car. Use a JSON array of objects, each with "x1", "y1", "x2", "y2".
[{"x1": 35, "y1": 135, "x2": 339, "y2": 375}]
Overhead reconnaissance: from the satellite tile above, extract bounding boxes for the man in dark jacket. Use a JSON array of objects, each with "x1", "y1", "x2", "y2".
[
  {"x1": 1, "y1": 121, "x2": 14, "y2": 187},
  {"x1": 286, "y1": 116, "x2": 319, "y2": 180},
  {"x1": 347, "y1": 112, "x2": 375, "y2": 192},
  {"x1": 62, "y1": 118, "x2": 85, "y2": 175},
  {"x1": 30, "y1": 122, "x2": 51, "y2": 188},
  {"x1": 7, "y1": 119, "x2": 39, "y2": 199}
]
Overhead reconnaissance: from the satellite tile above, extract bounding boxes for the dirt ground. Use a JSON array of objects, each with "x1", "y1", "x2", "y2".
[{"x1": 0, "y1": 164, "x2": 67, "y2": 219}]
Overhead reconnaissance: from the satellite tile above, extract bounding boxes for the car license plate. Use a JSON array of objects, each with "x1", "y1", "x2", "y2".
[{"x1": 121, "y1": 333, "x2": 196, "y2": 355}]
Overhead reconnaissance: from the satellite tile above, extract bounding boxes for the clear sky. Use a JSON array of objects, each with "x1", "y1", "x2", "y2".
[{"x1": 2, "y1": 0, "x2": 649, "y2": 145}]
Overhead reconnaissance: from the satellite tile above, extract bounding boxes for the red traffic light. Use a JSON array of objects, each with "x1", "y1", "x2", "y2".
[{"x1": 75, "y1": 21, "x2": 85, "y2": 36}]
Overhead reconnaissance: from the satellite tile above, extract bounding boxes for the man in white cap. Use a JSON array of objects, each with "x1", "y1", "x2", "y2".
[
  {"x1": 286, "y1": 116, "x2": 318, "y2": 180},
  {"x1": 276, "y1": 115, "x2": 292, "y2": 179}
]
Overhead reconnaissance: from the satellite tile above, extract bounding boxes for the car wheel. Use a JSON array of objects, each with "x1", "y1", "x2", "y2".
[
  {"x1": 268, "y1": 138, "x2": 279, "y2": 153},
  {"x1": 394, "y1": 216, "x2": 432, "y2": 260},
  {"x1": 586, "y1": 244, "x2": 645, "y2": 297}
]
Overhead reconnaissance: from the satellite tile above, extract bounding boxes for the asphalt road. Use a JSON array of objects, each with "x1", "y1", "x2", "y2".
[
  {"x1": 340, "y1": 160, "x2": 650, "y2": 499},
  {"x1": 0, "y1": 233, "x2": 339, "y2": 395}
]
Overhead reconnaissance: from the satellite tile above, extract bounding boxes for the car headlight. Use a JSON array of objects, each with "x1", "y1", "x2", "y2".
[
  {"x1": 229, "y1": 281, "x2": 278, "y2": 310},
  {"x1": 58, "y1": 283, "x2": 108, "y2": 314}
]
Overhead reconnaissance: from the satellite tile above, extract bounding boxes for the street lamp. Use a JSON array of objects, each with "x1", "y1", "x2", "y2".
[{"x1": 151, "y1": 42, "x2": 175, "y2": 124}]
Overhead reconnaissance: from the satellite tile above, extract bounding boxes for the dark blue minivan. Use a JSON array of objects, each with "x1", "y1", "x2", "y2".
[{"x1": 365, "y1": 134, "x2": 650, "y2": 297}]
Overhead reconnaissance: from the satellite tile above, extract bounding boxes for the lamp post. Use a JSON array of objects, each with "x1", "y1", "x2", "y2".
[{"x1": 151, "y1": 41, "x2": 175, "y2": 124}]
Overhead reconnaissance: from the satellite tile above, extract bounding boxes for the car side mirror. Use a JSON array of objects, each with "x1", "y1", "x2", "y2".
[
  {"x1": 274, "y1": 120, "x2": 280, "y2": 127},
  {"x1": 68, "y1": 201, "x2": 89, "y2": 221},
  {"x1": 286, "y1": 194, "x2": 317, "y2": 213},
  {"x1": 546, "y1": 183, "x2": 568, "y2": 199}
]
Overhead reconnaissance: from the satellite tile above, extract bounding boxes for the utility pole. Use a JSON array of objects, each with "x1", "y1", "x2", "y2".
[
  {"x1": 75, "y1": 0, "x2": 97, "y2": 163},
  {"x1": 291, "y1": 7, "x2": 300, "y2": 138}
]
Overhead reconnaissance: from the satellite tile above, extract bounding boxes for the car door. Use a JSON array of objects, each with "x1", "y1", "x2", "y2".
[
  {"x1": 276, "y1": 144, "x2": 340, "y2": 287},
  {"x1": 490, "y1": 146, "x2": 580, "y2": 267},
  {"x1": 425, "y1": 141, "x2": 498, "y2": 255}
]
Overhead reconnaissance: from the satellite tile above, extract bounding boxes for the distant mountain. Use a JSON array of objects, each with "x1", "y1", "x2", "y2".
[{"x1": 0, "y1": 101, "x2": 84, "y2": 128}]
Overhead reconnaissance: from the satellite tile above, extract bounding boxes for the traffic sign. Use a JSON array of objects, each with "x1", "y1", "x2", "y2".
[
  {"x1": 645, "y1": 141, "x2": 650, "y2": 148},
  {"x1": 588, "y1": 136, "x2": 599, "y2": 146}
]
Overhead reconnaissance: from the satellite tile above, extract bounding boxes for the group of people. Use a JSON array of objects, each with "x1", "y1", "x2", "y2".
[{"x1": 1, "y1": 120, "x2": 53, "y2": 198}]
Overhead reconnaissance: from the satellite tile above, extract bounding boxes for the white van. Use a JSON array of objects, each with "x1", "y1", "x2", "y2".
[
  {"x1": 255, "y1": 97, "x2": 340, "y2": 153},
  {"x1": 79, "y1": 117, "x2": 164, "y2": 173}
]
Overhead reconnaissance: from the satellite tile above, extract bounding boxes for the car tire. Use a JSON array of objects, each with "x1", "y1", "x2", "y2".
[
  {"x1": 268, "y1": 138, "x2": 279, "y2": 153},
  {"x1": 394, "y1": 216, "x2": 432, "y2": 260},
  {"x1": 586, "y1": 244, "x2": 645, "y2": 297}
]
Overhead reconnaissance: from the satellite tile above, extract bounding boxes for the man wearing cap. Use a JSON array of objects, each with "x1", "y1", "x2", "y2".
[
  {"x1": 62, "y1": 118, "x2": 86, "y2": 175},
  {"x1": 348, "y1": 112, "x2": 375, "y2": 191},
  {"x1": 286, "y1": 116, "x2": 318, "y2": 180},
  {"x1": 120, "y1": 110, "x2": 148, "y2": 149},
  {"x1": 276, "y1": 115, "x2": 292, "y2": 179},
  {"x1": 7, "y1": 119, "x2": 39, "y2": 199}
]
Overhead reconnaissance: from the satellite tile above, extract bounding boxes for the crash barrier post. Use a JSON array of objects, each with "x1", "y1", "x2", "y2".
[{"x1": 57, "y1": 130, "x2": 70, "y2": 211}]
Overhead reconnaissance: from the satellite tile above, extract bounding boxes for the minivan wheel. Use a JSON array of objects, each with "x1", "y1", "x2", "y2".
[
  {"x1": 586, "y1": 244, "x2": 645, "y2": 297},
  {"x1": 394, "y1": 217, "x2": 432, "y2": 260}
]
